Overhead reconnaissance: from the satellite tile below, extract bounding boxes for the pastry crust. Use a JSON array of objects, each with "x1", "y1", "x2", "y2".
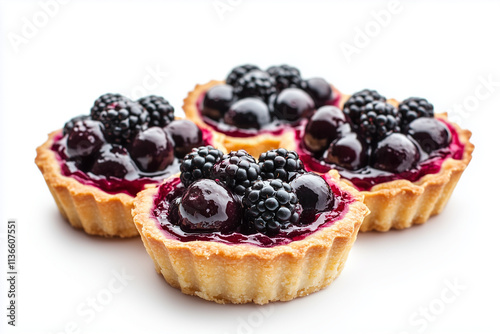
[{"x1": 132, "y1": 170, "x2": 370, "y2": 304}]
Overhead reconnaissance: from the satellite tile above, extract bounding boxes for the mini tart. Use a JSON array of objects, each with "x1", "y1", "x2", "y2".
[
  {"x1": 183, "y1": 80, "x2": 343, "y2": 158},
  {"x1": 132, "y1": 170, "x2": 369, "y2": 304},
  {"x1": 35, "y1": 129, "x2": 225, "y2": 238}
]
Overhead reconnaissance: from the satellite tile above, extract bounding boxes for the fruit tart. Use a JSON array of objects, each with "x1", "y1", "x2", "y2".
[
  {"x1": 183, "y1": 64, "x2": 342, "y2": 157},
  {"x1": 132, "y1": 147, "x2": 369, "y2": 304},
  {"x1": 35, "y1": 94, "x2": 224, "y2": 237},
  {"x1": 297, "y1": 91, "x2": 474, "y2": 231}
]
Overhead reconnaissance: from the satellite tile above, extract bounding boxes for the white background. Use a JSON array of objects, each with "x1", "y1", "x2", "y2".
[{"x1": 1, "y1": 1, "x2": 499, "y2": 333}]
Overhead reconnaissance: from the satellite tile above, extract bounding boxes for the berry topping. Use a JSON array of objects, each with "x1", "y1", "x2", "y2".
[
  {"x1": 128, "y1": 127, "x2": 174, "y2": 173},
  {"x1": 266, "y1": 64, "x2": 302, "y2": 91},
  {"x1": 273, "y1": 88, "x2": 315, "y2": 123},
  {"x1": 233, "y1": 70, "x2": 276, "y2": 101},
  {"x1": 259, "y1": 148, "x2": 305, "y2": 182},
  {"x1": 202, "y1": 84, "x2": 234, "y2": 121},
  {"x1": 242, "y1": 179, "x2": 300, "y2": 236},
  {"x1": 224, "y1": 98, "x2": 271, "y2": 130},
  {"x1": 226, "y1": 64, "x2": 260, "y2": 86},
  {"x1": 324, "y1": 133, "x2": 369, "y2": 170},
  {"x1": 180, "y1": 146, "x2": 224, "y2": 187},
  {"x1": 90, "y1": 93, "x2": 127, "y2": 120},
  {"x1": 66, "y1": 119, "x2": 105, "y2": 159},
  {"x1": 164, "y1": 119, "x2": 204, "y2": 158},
  {"x1": 211, "y1": 150, "x2": 261, "y2": 196},
  {"x1": 372, "y1": 133, "x2": 420, "y2": 173},
  {"x1": 357, "y1": 101, "x2": 400, "y2": 143},
  {"x1": 63, "y1": 115, "x2": 90, "y2": 135},
  {"x1": 343, "y1": 89, "x2": 386, "y2": 125},
  {"x1": 137, "y1": 95, "x2": 174, "y2": 127},
  {"x1": 303, "y1": 106, "x2": 350, "y2": 154},
  {"x1": 90, "y1": 144, "x2": 137, "y2": 179},
  {"x1": 96, "y1": 100, "x2": 149, "y2": 145},
  {"x1": 178, "y1": 179, "x2": 242, "y2": 233},
  {"x1": 290, "y1": 173, "x2": 335, "y2": 223},
  {"x1": 407, "y1": 118, "x2": 451, "y2": 153},
  {"x1": 398, "y1": 97, "x2": 435, "y2": 127},
  {"x1": 302, "y1": 77, "x2": 334, "y2": 107}
]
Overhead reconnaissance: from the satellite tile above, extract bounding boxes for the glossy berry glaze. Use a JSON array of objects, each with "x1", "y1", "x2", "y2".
[
  {"x1": 152, "y1": 174, "x2": 354, "y2": 247},
  {"x1": 51, "y1": 128, "x2": 214, "y2": 197},
  {"x1": 296, "y1": 118, "x2": 465, "y2": 191}
]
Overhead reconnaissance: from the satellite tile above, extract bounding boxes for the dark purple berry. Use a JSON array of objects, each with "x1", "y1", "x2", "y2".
[
  {"x1": 324, "y1": 133, "x2": 369, "y2": 170},
  {"x1": 302, "y1": 77, "x2": 334, "y2": 107},
  {"x1": 180, "y1": 146, "x2": 224, "y2": 187},
  {"x1": 266, "y1": 64, "x2": 302, "y2": 91},
  {"x1": 357, "y1": 101, "x2": 400, "y2": 143},
  {"x1": 372, "y1": 133, "x2": 420, "y2": 173},
  {"x1": 258, "y1": 148, "x2": 305, "y2": 182},
  {"x1": 201, "y1": 84, "x2": 235, "y2": 121},
  {"x1": 343, "y1": 89, "x2": 386, "y2": 126},
  {"x1": 233, "y1": 70, "x2": 276, "y2": 101},
  {"x1": 226, "y1": 64, "x2": 260, "y2": 86},
  {"x1": 137, "y1": 95, "x2": 174, "y2": 127},
  {"x1": 63, "y1": 115, "x2": 89, "y2": 135},
  {"x1": 66, "y1": 119, "x2": 105, "y2": 159},
  {"x1": 242, "y1": 179, "x2": 300, "y2": 236},
  {"x1": 290, "y1": 172, "x2": 335, "y2": 223},
  {"x1": 303, "y1": 106, "x2": 350, "y2": 154},
  {"x1": 90, "y1": 93, "x2": 127, "y2": 120},
  {"x1": 90, "y1": 144, "x2": 138, "y2": 179},
  {"x1": 274, "y1": 88, "x2": 315, "y2": 123},
  {"x1": 211, "y1": 150, "x2": 261, "y2": 196},
  {"x1": 407, "y1": 118, "x2": 451, "y2": 153},
  {"x1": 178, "y1": 179, "x2": 242, "y2": 233},
  {"x1": 224, "y1": 98, "x2": 271, "y2": 130},
  {"x1": 128, "y1": 127, "x2": 174, "y2": 173},
  {"x1": 399, "y1": 97, "x2": 434, "y2": 127},
  {"x1": 164, "y1": 120, "x2": 204, "y2": 159}
]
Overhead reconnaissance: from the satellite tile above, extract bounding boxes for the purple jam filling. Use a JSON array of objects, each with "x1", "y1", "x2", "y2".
[
  {"x1": 51, "y1": 128, "x2": 215, "y2": 197},
  {"x1": 197, "y1": 91, "x2": 340, "y2": 138},
  {"x1": 152, "y1": 175, "x2": 354, "y2": 247},
  {"x1": 295, "y1": 119, "x2": 465, "y2": 191}
]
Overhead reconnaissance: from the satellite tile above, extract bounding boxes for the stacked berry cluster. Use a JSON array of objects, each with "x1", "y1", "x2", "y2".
[
  {"x1": 59, "y1": 93, "x2": 205, "y2": 179},
  {"x1": 174, "y1": 147, "x2": 335, "y2": 237},
  {"x1": 302, "y1": 91, "x2": 451, "y2": 174},
  {"x1": 201, "y1": 64, "x2": 337, "y2": 131}
]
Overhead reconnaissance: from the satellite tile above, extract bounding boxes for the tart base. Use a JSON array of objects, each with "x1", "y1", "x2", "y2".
[{"x1": 132, "y1": 170, "x2": 369, "y2": 304}]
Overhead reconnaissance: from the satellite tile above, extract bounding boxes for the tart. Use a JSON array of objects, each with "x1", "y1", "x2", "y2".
[
  {"x1": 35, "y1": 94, "x2": 224, "y2": 237},
  {"x1": 183, "y1": 64, "x2": 342, "y2": 157},
  {"x1": 132, "y1": 147, "x2": 369, "y2": 304}
]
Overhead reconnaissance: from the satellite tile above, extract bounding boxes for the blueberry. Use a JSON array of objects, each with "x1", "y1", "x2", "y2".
[
  {"x1": 303, "y1": 106, "x2": 350, "y2": 154},
  {"x1": 224, "y1": 98, "x2": 271, "y2": 130},
  {"x1": 302, "y1": 77, "x2": 334, "y2": 107},
  {"x1": 372, "y1": 133, "x2": 420, "y2": 173},
  {"x1": 274, "y1": 88, "x2": 315, "y2": 123},
  {"x1": 407, "y1": 118, "x2": 451, "y2": 153},
  {"x1": 128, "y1": 127, "x2": 174, "y2": 173},
  {"x1": 202, "y1": 84, "x2": 235, "y2": 121},
  {"x1": 66, "y1": 119, "x2": 105, "y2": 159},
  {"x1": 90, "y1": 144, "x2": 138, "y2": 179},
  {"x1": 178, "y1": 179, "x2": 242, "y2": 233},
  {"x1": 324, "y1": 133, "x2": 369, "y2": 170},
  {"x1": 164, "y1": 120, "x2": 203, "y2": 158},
  {"x1": 290, "y1": 172, "x2": 335, "y2": 223}
]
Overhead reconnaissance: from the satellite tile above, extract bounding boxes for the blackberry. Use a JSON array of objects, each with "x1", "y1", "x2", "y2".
[
  {"x1": 398, "y1": 97, "x2": 434, "y2": 127},
  {"x1": 343, "y1": 89, "x2": 386, "y2": 126},
  {"x1": 63, "y1": 115, "x2": 89, "y2": 135},
  {"x1": 97, "y1": 100, "x2": 149, "y2": 145},
  {"x1": 242, "y1": 179, "x2": 300, "y2": 236},
  {"x1": 226, "y1": 64, "x2": 260, "y2": 86},
  {"x1": 137, "y1": 95, "x2": 175, "y2": 127},
  {"x1": 258, "y1": 148, "x2": 305, "y2": 182},
  {"x1": 266, "y1": 64, "x2": 302, "y2": 91},
  {"x1": 180, "y1": 146, "x2": 224, "y2": 187},
  {"x1": 90, "y1": 93, "x2": 127, "y2": 120},
  {"x1": 233, "y1": 70, "x2": 276, "y2": 101},
  {"x1": 211, "y1": 150, "x2": 261, "y2": 196},
  {"x1": 357, "y1": 101, "x2": 400, "y2": 143}
]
